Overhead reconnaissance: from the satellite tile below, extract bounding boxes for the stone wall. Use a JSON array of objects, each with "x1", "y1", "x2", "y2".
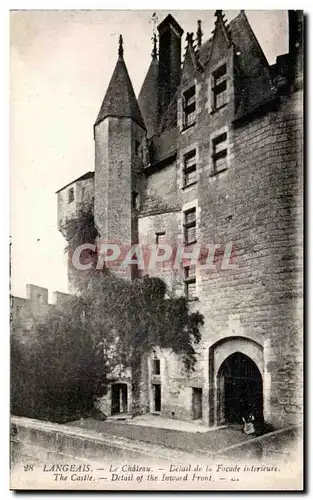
[
  {"x1": 198, "y1": 89, "x2": 303, "y2": 427},
  {"x1": 137, "y1": 80, "x2": 303, "y2": 428},
  {"x1": 11, "y1": 285, "x2": 71, "y2": 341},
  {"x1": 54, "y1": 13, "x2": 303, "y2": 430},
  {"x1": 57, "y1": 174, "x2": 94, "y2": 234}
]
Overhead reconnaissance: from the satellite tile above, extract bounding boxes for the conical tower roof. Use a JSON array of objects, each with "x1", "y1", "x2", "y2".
[{"x1": 95, "y1": 35, "x2": 146, "y2": 130}]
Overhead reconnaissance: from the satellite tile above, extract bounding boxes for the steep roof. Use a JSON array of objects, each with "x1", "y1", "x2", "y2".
[
  {"x1": 229, "y1": 11, "x2": 275, "y2": 118},
  {"x1": 181, "y1": 32, "x2": 203, "y2": 84},
  {"x1": 56, "y1": 171, "x2": 94, "y2": 194},
  {"x1": 138, "y1": 52, "x2": 159, "y2": 138},
  {"x1": 95, "y1": 37, "x2": 145, "y2": 130},
  {"x1": 198, "y1": 11, "x2": 275, "y2": 119},
  {"x1": 139, "y1": 11, "x2": 276, "y2": 138}
]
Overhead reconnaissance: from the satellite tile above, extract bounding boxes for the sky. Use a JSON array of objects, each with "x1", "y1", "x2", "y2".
[{"x1": 10, "y1": 10, "x2": 289, "y2": 301}]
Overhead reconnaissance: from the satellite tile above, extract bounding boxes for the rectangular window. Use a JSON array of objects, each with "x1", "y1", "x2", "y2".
[
  {"x1": 183, "y1": 150, "x2": 197, "y2": 187},
  {"x1": 68, "y1": 187, "x2": 74, "y2": 204},
  {"x1": 155, "y1": 232, "x2": 166, "y2": 245},
  {"x1": 132, "y1": 191, "x2": 138, "y2": 209},
  {"x1": 212, "y1": 64, "x2": 227, "y2": 111},
  {"x1": 183, "y1": 85, "x2": 196, "y2": 128},
  {"x1": 212, "y1": 132, "x2": 228, "y2": 174},
  {"x1": 184, "y1": 208, "x2": 196, "y2": 245},
  {"x1": 184, "y1": 265, "x2": 197, "y2": 300},
  {"x1": 152, "y1": 359, "x2": 161, "y2": 375}
]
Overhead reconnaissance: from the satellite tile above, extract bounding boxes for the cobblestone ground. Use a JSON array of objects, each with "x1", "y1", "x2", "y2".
[{"x1": 68, "y1": 419, "x2": 250, "y2": 455}]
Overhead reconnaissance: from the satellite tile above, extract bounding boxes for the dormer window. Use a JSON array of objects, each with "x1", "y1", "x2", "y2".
[
  {"x1": 68, "y1": 187, "x2": 74, "y2": 204},
  {"x1": 183, "y1": 85, "x2": 196, "y2": 129},
  {"x1": 212, "y1": 64, "x2": 227, "y2": 111}
]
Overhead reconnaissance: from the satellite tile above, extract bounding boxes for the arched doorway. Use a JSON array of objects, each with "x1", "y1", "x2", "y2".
[{"x1": 217, "y1": 352, "x2": 263, "y2": 424}]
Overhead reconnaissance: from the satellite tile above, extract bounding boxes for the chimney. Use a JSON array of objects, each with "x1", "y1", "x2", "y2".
[{"x1": 157, "y1": 14, "x2": 184, "y2": 119}]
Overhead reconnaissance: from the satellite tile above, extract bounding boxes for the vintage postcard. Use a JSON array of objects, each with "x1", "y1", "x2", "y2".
[{"x1": 10, "y1": 9, "x2": 304, "y2": 491}]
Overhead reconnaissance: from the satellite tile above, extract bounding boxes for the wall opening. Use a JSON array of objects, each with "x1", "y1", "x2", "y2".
[
  {"x1": 153, "y1": 384, "x2": 161, "y2": 412},
  {"x1": 217, "y1": 352, "x2": 263, "y2": 424},
  {"x1": 192, "y1": 387, "x2": 203, "y2": 420},
  {"x1": 111, "y1": 383, "x2": 128, "y2": 415},
  {"x1": 152, "y1": 359, "x2": 160, "y2": 375}
]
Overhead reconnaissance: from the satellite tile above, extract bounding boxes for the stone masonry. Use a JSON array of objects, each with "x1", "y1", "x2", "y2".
[{"x1": 57, "y1": 11, "x2": 303, "y2": 429}]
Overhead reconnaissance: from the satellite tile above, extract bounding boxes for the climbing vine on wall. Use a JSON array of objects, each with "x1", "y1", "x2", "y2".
[
  {"x1": 60, "y1": 203, "x2": 204, "y2": 372},
  {"x1": 11, "y1": 206, "x2": 204, "y2": 421},
  {"x1": 62, "y1": 201, "x2": 98, "y2": 253}
]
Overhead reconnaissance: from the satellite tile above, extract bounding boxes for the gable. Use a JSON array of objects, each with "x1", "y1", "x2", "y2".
[
  {"x1": 181, "y1": 42, "x2": 200, "y2": 84},
  {"x1": 209, "y1": 22, "x2": 231, "y2": 67}
]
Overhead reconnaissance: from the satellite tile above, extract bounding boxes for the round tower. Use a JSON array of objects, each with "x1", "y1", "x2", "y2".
[{"x1": 94, "y1": 36, "x2": 146, "y2": 277}]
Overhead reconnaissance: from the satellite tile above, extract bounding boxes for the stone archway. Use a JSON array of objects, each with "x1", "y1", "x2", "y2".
[
  {"x1": 217, "y1": 352, "x2": 263, "y2": 424},
  {"x1": 208, "y1": 336, "x2": 264, "y2": 427}
]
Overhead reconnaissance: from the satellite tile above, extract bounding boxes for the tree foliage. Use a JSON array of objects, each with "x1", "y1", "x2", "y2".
[
  {"x1": 62, "y1": 201, "x2": 98, "y2": 256},
  {"x1": 11, "y1": 205, "x2": 204, "y2": 421}
]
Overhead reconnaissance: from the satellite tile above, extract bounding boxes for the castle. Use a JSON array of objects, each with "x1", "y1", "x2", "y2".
[{"x1": 55, "y1": 10, "x2": 303, "y2": 428}]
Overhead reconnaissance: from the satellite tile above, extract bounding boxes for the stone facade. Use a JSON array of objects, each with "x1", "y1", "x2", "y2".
[
  {"x1": 11, "y1": 285, "x2": 71, "y2": 343},
  {"x1": 57, "y1": 11, "x2": 303, "y2": 428},
  {"x1": 57, "y1": 171, "x2": 94, "y2": 234}
]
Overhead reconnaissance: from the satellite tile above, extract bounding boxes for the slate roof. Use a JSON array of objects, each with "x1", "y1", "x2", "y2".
[
  {"x1": 229, "y1": 12, "x2": 275, "y2": 119},
  {"x1": 198, "y1": 11, "x2": 275, "y2": 119},
  {"x1": 158, "y1": 91, "x2": 178, "y2": 132},
  {"x1": 138, "y1": 55, "x2": 159, "y2": 138},
  {"x1": 147, "y1": 127, "x2": 178, "y2": 167},
  {"x1": 95, "y1": 54, "x2": 146, "y2": 130},
  {"x1": 138, "y1": 11, "x2": 276, "y2": 138},
  {"x1": 56, "y1": 171, "x2": 94, "y2": 194},
  {"x1": 142, "y1": 11, "x2": 278, "y2": 167}
]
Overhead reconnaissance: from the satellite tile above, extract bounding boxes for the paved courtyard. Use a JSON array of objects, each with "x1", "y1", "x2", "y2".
[
  {"x1": 126, "y1": 413, "x2": 218, "y2": 433},
  {"x1": 68, "y1": 417, "x2": 250, "y2": 455}
]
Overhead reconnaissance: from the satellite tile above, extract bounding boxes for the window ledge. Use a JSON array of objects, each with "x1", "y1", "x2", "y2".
[
  {"x1": 182, "y1": 181, "x2": 197, "y2": 191},
  {"x1": 210, "y1": 103, "x2": 228, "y2": 115},
  {"x1": 210, "y1": 167, "x2": 228, "y2": 178}
]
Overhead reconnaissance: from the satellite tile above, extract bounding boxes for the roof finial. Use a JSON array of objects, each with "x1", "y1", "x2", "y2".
[
  {"x1": 118, "y1": 34, "x2": 124, "y2": 59},
  {"x1": 197, "y1": 20, "x2": 203, "y2": 48},
  {"x1": 152, "y1": 32, "x2": 157, "y2": 58},
  {"x1": 215, "y1": 10, "x2": 223, "y2": 21},
  {"x1": 186, "y1": 32, "x2": 194, "y2": 45},
  {"x1": 213, "y1": 10, "x2": 232, "y2": 46}
]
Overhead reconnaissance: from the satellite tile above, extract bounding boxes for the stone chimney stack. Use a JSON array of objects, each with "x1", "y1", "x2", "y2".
[{"x1": 157, "y1": 14, "x2": 183, "y2": 119}]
